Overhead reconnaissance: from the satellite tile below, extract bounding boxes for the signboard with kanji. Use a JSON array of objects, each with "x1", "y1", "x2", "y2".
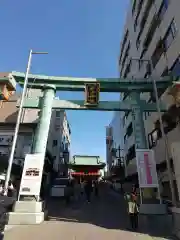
[{"x1": 84, "y1": 82, "x2": 100, "y2": 106}]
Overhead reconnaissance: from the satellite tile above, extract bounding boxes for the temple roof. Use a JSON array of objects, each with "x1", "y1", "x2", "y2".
[{"x1": 69, "y1": 155, "x2": 105, "y2": 167}]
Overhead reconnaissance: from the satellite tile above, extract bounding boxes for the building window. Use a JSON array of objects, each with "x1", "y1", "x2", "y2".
[
  {"x1": 134, "y1": 17, "x2": 138, "y2": 32},
  {"x1": 126, "y1": 144, "x2": 135, "y2": 163},
  {"x1": 126, "y1": 122, "x2": 133, "y2": 137},
  {"x1": 55, "y1": 125, "x2": 60, "y2": 130},
  {"x1": 136, "y1": 36, "x2": 140, "y2": 49},
  {"x1": 151, "y1": 40, "x2": 164, "y2": 68},
  {"x1": 139, "y1": 50, "x2": 147, "y2": 69},
  {"x1": 144, "y1": 72, "x2": 150, "y2": 78},
  {"x1": 158, "y1": 0, "x2": 169, "y2": 21},
  {"x1": 171, "y1": 57, "x2": 180, "y2": 77},
  {"x1": 123, "y1": 92, "x2": 129, "y2": 101},
  {"x1": 53, "y1": 140, "x2": 58, "y2": 147},
  {"x1": 144, "y1": 112, "x2": 150, "y2": 120},
  {"x1": 162, "y1": 67, "x2": 169, "y2": 76},
  {"x1": 132, "y1": 0, "x2": 137, "y2": 15},
  {"x1": 142, "y1": 0, "x2": 169, "y2": 53},
  {"x1": 121, "y1": 42, "x2": 130, "y2": 71},
  {"x1": 148, "y1": 129, "x2": 160, "y2": 148},
  {"x1": 143, "y1": 15, "x2": 160, "y2": 50},
  {"x1": 139, "y1": 0, "x2": 154, "y2": 37},
  {"x1": 56, "y1": 111, "x2": 60, "y2": 118},
  {"x1": 123, "y1": 60, "x2": 132, "y2": 78},
  {"x1": 60, "y1": 142, "x2": 64, "y2": 150},
  {"x1": 136, "y1": 0, "x2": 144, "y2": 21},
  {"x1": 119, "y1": 30, "x2": 129, "y2": 64},
  {"x1": 164, "y1": 20, "x2": 177, "y2": 50},
  {"x1": 122, "y1": 111, "x2": 130, "y2": 127},
  {"x1": 122, "y1": 116, "x2": 126, "y2": 127}
]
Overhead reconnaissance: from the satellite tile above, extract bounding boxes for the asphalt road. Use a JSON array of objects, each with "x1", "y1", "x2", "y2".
[{"x1": 3, "y1": 186, "x2": 175, "y2": 240}]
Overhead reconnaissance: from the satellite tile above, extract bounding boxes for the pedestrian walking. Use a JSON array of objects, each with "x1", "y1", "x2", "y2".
[
  {"x1": 125, "y1": 185, "x2": 139, "y2": 230},
  {"x1": 84, "y1": 180, "x2": 92, "y2": 203},
  {"x1": 74, "y1": 180, "x2": 81, "y2": 201},
  {"x1": 80, "y1": 181, "x2": 84, "y2": 195},
  {"x1": 65, "y1": 180, "x2": 73, "y2": 205},
  {"x1": 93, "y1": 180, "x2": 99, "y2": 197},
  {"x1": 7, "y1": 180, "x2": 17, "y2": 198}
]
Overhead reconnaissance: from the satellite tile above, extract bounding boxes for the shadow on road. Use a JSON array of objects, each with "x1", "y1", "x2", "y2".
[{"x1": 46, "y1": 185, "x2": 175, "y2": 239}]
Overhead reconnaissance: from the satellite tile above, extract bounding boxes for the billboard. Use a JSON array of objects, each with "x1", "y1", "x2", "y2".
[{"x1": 19, "y1": 153, "x2": 44, "y2": 198}]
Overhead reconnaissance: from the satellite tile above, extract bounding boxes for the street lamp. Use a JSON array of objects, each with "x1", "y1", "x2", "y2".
[
  {"x1": 4, "y1": 50, "x2": 48, "y2": 195},
  {"x1": 130, "y1": 57, "x2": 176, "y2": 206}
]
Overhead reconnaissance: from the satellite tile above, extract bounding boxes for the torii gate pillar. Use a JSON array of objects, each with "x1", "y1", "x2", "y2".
[
  {"x1": 131, "y1": 92, "x2": 147, "y2": 149},
  {"x1": 5, "y1": 85, "x2": 56, "y2": 228},
  {"x1": 32, "y1": 85, "x2": 56, "y2": 156}
]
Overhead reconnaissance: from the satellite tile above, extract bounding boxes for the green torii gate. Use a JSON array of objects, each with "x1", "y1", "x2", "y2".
[
  {"x1": 5, "y1": 71, "x2": 172, "y2": 225},
  {"x1": 12, "y1": 71, "x2": 171, "y2": 155}
]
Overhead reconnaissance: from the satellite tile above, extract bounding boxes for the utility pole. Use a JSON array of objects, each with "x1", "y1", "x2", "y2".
[{"x1": 4, "y1": 50, "x2": 48, "y2": 195}]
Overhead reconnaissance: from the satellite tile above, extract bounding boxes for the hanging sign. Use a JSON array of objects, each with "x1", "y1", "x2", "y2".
[
  {"x1": 19, "y1": 153, "x2": 44, "y2": 197},
  {"x1": 84, "y1": 82, "x2": 100, "y2": 106},
  {"x1": 136, "y1": 149, "x2": 159, "y2": 188}
]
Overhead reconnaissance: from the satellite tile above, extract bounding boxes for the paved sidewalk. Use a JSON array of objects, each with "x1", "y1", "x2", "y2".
[{"x1": 3, "y1": 187, "x2": 174, "y2": 240}]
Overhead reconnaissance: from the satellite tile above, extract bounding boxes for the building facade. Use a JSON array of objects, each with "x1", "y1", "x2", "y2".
[
  {"x1": 106, "y1": 111, "x2": 124, "y2": 176},
  {"x1": 106, "y1": 125, "x2": 113, "y2": 175},
  {"x1": 0, "y1": 90, "x2": 71, "y2": 177},
  {"x1": 50, "y1": 106, "x2": 71, "y2": 176},
  {"x1": 118, "y1": 0, "x2": 180, "y2": 200}
]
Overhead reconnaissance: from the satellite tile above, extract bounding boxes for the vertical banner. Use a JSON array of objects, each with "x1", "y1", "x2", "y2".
[
  {"x1": 19, "y1": 153, "x2": 44, "y2": 197},
  {"x1": 136, "y1": 149, "x2": 159, "y2": 188}
]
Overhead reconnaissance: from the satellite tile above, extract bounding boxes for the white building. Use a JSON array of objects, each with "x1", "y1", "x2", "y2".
[
  {"x1": 106, "y1": 111, "x2": 124, "y2": 176},
  {"x1": 117, "y1": 0, "x2": 180, "y2": 200},
  {"x1": 49, "y1": 109, "x2": 71, "y2": 175},
  {"x1": 0, "y1": 89, "x2": 71, "y2": 177}
]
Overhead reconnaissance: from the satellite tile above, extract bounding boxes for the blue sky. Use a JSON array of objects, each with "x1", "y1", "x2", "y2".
[{"x1": 0, "y1": 0, "x2": 129, "y2": 161}]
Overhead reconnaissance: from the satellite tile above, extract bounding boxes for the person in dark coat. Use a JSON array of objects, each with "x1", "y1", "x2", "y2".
[
  {"x1": 84, "y1": 180, "x2": 92, "y2": 203},
  {"x1": 93, "y1": 180, "x2": 99, "y2": 197},
  {"x1": 7, "y1": 180, "x2": 17, "y2": 199}
]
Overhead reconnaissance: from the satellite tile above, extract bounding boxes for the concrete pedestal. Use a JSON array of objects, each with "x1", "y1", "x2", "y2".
[
  {"x1": 5, "y1": 201, "x2": 46, "y2": 231},
  {"x1": 139, "y1": 203, "x2": 167, "y2": 214},
  {"x1": 139, "y1": 204, "x2": 172, "y2": 236},
  {"x1": 171, "y1": 207, "x2": 180, "y2": 239}
]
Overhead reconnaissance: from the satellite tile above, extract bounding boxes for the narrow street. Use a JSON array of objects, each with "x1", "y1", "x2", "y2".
[{"x1": 4, "y1": 187, "x2": 174, "y2": 240}]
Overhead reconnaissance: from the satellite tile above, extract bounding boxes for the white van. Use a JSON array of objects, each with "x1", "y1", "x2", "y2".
[{"x1": 50, "y1": 178, "x2": 69, "y2": 197}]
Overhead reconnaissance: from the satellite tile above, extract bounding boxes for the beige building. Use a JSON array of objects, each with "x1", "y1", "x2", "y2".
[
  {"x1": 0, "y1": 90, "x2": 71, "y2": 176},
  {"x1": 118, "y1": 0, "x2": 180, "y2": 200}
]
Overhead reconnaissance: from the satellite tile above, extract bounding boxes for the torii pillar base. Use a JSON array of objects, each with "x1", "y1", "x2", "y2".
[{"x1": 5, "y1": 201, "x2": 48, "y2": 231}]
